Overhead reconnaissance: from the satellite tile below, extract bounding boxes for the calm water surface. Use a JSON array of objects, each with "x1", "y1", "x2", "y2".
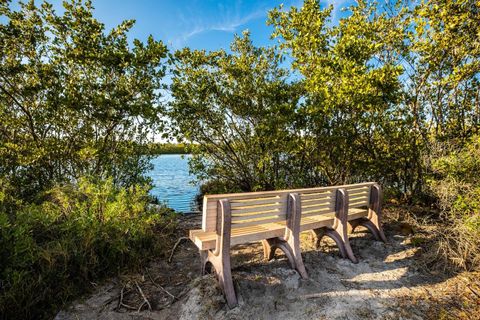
[{"x1": 148, "y1": 154, "x2": 199, "y2": 213}]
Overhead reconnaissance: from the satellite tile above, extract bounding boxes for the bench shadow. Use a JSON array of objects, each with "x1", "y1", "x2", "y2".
[{"x1": 219, "y1": 225, "x2": 450, "y2": 317}]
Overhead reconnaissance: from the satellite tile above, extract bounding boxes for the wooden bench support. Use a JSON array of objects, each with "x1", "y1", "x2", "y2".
[
  {"x1": 199, "y1": 199, "x2": 238, "y2": 308},
  {"x1": 310, "y1": 189, "x2": 358, "y2": 264},
  {"x1": 348, "y1": 184, "x2": 387, "y2": 243},
  {"x1": 261, "y1": 193, "x2": 308, "y2": 279}
]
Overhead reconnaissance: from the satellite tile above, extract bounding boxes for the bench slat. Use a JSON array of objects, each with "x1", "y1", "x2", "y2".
[
  {"x1": 301, "y1": 195, "x2": 334, "y2": 203},
  {"x1": 232, "y1": 216, "x2": 285, "y2": 228},
  {"x1": 203, "y1": 182, "x2": 375, "y2": 200},
  {"x1": 232, "y1": 210, "x2": 285, "y2": 222},
  {"x1": 230, "y1": 197, "x2": 283, "y2": 208},
  {"x1": 300, "y1": 191, "x2": 335, "y2": 200},
  {"x1": 345, "y1": 186, "x2": 370, "y2": 193},
  {"x1": 302, "y1": 210, "x2": 335, "y2": 218},
  {"x1": 232, "y1": 204, "x2": 283, "y2": 215},
  {"x1": 349, "y1": 195, "x2": 369, "y2": 202},
  {"x1": 301, "y1": 200, "x2": 336, "y2": 211},
  {"x1": 349, "y1": 199, "x2": 369, "y2": 207}
]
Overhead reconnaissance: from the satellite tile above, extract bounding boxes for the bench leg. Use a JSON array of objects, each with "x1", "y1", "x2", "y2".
[
  {"x1": 198, "y1": 199, "x2": 238, "y2": 308},
  {"x1": 368, "y1": 208, "x2": 387, "y2": 242},
  {"x1": 208, "y1": 250, "x2": 237, "y2": 308},
  {"x1": 200, "y1": 249, "x2": 209, "y2": 275},
  {"x1": 311, "y1": 227, "x2": 358, "y2": 264},
  {"x1": 349, "y1": 217, "x2": 387, "y2": 243},
  {"x1": 261, "y1": 237, "x2": 308, "y2": 279},
  {"x1": 199, "y1": 249, "x2": 237, "y2": 308}
]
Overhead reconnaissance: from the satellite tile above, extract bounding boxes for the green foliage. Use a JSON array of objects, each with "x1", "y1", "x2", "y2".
[
  {"x1": 269, "y1": 0, "x2": 415, "y2": 188},
  {"x1": 428, "y1": 135, "x2": 480, "y2": 220},
  {"x1": 0, "y1": 2, "x2": 174, "y2": 318},
  {"x1": 424, "y1": 135, "x2": 480, "y2": 271},
  {"x1": 411, "y1": 0, "x2": 480, "y2": 140},
  {"x1": 0, "y1": 0, "x2": 168, "y2": 199},
  {"x1": 0, "y1": 178, "x2": 176, "y2": 320},
  {"x1": 169, "y1": 31, "x2": 304, "y2": 191},
  {"x1": 169, "y1": 0, "x2": 479, "y2": 199}
]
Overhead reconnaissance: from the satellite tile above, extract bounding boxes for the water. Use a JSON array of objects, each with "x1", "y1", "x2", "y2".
[{"x1": 148, "y1": 154, "x2": 199, "y2": 213}]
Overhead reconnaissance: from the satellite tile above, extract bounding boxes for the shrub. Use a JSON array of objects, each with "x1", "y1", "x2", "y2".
[
  {"x1": 425, "y1": 135, "x2": 480, "y2": 272},
  {"x1": 0, "y1": 178, "x2": 177, "y2": 320}
]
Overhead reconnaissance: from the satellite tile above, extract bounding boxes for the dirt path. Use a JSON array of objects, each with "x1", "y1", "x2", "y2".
[{"x1": 55, "y1": 209, "x2": 480, "y2": 320}]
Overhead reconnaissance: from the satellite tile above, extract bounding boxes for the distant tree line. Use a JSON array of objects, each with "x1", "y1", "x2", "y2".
[{"x1": 147, "y1": 142, "x2": 191, "y2": 155}]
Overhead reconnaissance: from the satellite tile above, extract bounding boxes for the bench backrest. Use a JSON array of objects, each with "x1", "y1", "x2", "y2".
[
  {"x1": 202, "y1": 182, "x2": 376, "y2": 232},
  {"x1": 229, "y1": 193, "x2": 288, "y2": 229}
]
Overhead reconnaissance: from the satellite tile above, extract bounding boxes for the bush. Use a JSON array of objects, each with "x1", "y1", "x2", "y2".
[
  {"x1": 0, "y1": 178, "x2": 177, "y2": 320},
  {"x1": 425, "y1": 135, "x2": 480, "y2": 272}
]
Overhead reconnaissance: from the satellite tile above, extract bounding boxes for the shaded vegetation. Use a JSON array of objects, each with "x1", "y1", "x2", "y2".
[
  {"x1": 0, "y1": 178, "x2": 176, "y2": 319},
  {"x1": 424, "y1": 135, "x2": 480, "y2": 272}
]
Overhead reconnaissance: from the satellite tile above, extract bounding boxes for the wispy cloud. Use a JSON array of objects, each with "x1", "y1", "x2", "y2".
[
  {"x1": 324, "y1": 0, "x2": 351, "y2": 23},
  {"x1": 183, "y1": 9, "x2": 265, "y2": 40},
  {"x1": 171, "y1": 1, "x2": 270, "y2": 49}
]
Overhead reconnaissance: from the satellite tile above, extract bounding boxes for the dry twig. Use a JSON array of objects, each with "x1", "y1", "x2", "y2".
[
  {"x1": 117, "y1": 284, "x2": 136, "y2": 311},
  {"x1": 145, "y1": 268, "x2": 176, "y2": 300},
  {"x1": 467, "y1": 285, "x2": 480, "y2": 299},
  {"x1": 168, "y1": 237, "x2": 188, "y2": 263},
  {"x1": 135, "y1": 281, "x2": 152, "y2": 312}
]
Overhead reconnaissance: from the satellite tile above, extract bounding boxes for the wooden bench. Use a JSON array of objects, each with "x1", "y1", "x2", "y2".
[{"x1": 189, "y1": 182, "x2": 386, "y2": 308}]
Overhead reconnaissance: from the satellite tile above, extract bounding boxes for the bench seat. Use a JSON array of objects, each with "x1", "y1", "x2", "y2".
[
  {"x1": 190, "y1": 208, "x2": 369, "y2": 250},
  {"x1": 190, "y1": 223, "x2": 285, "y2": 250}
]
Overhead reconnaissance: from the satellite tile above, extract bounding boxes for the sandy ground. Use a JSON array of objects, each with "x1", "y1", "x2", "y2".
[{"x1": 55, "y1": 209, "x2": 480, "y2": 320}]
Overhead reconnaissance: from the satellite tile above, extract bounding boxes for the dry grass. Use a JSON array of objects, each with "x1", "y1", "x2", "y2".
[
  {"x1": 404, "y1": 272, "x2": 480, "y2": 320},
  {"x1": 422, "y1": 219, "x2": 480, "y2": 273},
  {"x1": 384, "y1": 204, "x2": 480, "y2": 274}
]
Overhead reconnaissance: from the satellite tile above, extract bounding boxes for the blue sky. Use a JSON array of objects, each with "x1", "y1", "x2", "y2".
[{"x1": 10, "y1": 0, "x2": 355, "y2": 51}]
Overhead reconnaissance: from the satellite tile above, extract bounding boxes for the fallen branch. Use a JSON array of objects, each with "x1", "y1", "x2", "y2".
[
  {"x1": 145, "y1": 268, "x2": 176, "y2": 300},
  {"x1": 117, "y1": 284, "x2": 137, "y2": 311},
  {"x1": 135, "y1": 281, "x2": 152, "y2": 312},
  {"x1": 168, "y1": 237, "x2": 188, "y2": 263},
  {"x1": 155, "y1": 287, "x2": 192, "y2": 311},
  {"x1": 175, "y1": 286, "x2": 191, "y2": 300}
]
